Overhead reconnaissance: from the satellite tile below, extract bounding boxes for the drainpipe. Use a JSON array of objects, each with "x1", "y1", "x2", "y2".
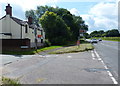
[
  {"x1": 34, "y1": 25, "x2": 37, "y2": 50},
  {"x1": 21, "y1": 24, "x2": 22, "y2": 39}
]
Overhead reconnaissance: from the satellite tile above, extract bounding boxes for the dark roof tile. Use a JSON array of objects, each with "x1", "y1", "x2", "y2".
[{"x1": 0, "y1": 15, "x2": 6, "y2": 20}]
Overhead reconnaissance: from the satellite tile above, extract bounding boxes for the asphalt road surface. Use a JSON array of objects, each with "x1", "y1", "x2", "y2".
[
  {"x1": 93, "y1": 40, "x2": 119, "y2": 82},
  {"x1": 2, "y1": 50, "x2": 117, "y2": 84}
]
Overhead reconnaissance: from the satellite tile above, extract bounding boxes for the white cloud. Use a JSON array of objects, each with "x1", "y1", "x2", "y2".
[
  {"x1": 0, "y1": 0, "x2": 118, "y2": 32},
  {"x1": 0, "y1": 0, "x2": 58, "y2": 11},
  {"x1": 89, "y1": 2, "x2": 117, "y2": 19},
  {"x1": 0, "y1": 0, "x2": 58, "y2": 19},
  {"x1": 81, "y1": 2, "x2": 118, "y2": 32},
  {"x1": 0, "y1": 4, "x2": 2, "y2": 17},
  {"x1": 51, "y1": 5, "x2": 57, "y2": 8},
  {"x1": 58, "y1": 0, "x2": 116, "y2": 2},
  {"x1": 69, "y1": 8, "x2": 80, "y2": 16}
]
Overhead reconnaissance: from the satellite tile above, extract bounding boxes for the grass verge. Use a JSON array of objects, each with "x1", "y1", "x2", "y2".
[
  {"x1": 2, "y1": 46, "x2": 62, "y2": 55},
  {"x1": 49, "y1": 43, "x2": 94, "y2": 54},
  {"x1": 92, "y1": 37, "x2": 120, "y2": 42},
  {"x1": 2, "y1": 77, "x2": 20, "y2": 86}
]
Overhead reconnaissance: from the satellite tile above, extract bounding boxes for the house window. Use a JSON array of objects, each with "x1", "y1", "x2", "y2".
[{"x1": 25, "y1": 25, "x2": 28, "y2": 33}]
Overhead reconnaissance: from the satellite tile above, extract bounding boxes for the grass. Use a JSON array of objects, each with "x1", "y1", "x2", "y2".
[
  {"x1": 91, "y1": 37, "x2": 120, "y2": 42},
  {"x1": 49, "y1": 43, "x2": 94, "y2": 54},
  {"x1": 2, "y1": 77, "x2": 20, "y2": 86},
  {"x1": 2, "y1": 50, "x2": 36, "y2": 55},
  {"x1": 2, "y1": 46, "x2": 62, "y2": 55},
  {"x1": 36, "y1": 46, "x2": 62, "y2": 52}
]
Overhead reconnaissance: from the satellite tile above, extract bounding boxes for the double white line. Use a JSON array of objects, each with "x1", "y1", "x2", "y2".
[{"x1": 91, "y1": 50, "x2": 118, "y2": 84}]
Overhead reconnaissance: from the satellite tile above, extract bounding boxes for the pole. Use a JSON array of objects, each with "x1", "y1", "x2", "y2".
[
  {"x1": 34, "y1": 26, "x2": 37, "y2": 50},
  {"x1": 21, "y1": 24, "x2": 22, "y2": 39}
]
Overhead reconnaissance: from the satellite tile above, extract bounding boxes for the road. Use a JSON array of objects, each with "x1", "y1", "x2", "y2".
[
  {"x1": 1, "y1": 40, "x2": 119, "y2": 84},
  {"x1": 1, "y1": 51, "x2": 117, "y2": 84},
  {"x1": 93, "y1": 40, "x2": 119, "y2": 81}
]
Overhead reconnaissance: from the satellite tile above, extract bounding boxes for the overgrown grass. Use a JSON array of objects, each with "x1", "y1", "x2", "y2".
[
  {"x1": 2, "y1": 77, "x2": 20, "y2": 86},
  {"x1": 92, "y1": 37, "x2": 120, "y2": 42},
  {"x1": 49, "y1": 43, "x2": 94, "y2": 54},
  {"x1": 2, "y1": 46, "x2": 62, "y2": 55},
  {"x1": 36, "y1": 46, "x2": 62, "y2": 52}
]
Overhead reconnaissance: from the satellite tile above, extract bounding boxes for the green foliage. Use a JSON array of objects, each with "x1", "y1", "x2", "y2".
[
  {"x1": 90, "y1": 29, "x2": 120, "y2": 37},
  {"x1": 40, "y1": 11, "x2": 71, "y2": 45},
  {"x1": 36, "y1": 46, "x2": 62, "y2": 52},
  {"x1": 44, "y1": 39, "x2": 51, "y2": 47},
  {"x1": 50, "y1": 43, "x2": 94, "y2": 54},
  {"x1": 2, "y1": 77, "x2": 20, "y2": 85},
  {"x1": 92, "y1": 37, "x2": 120, "y2": 42},
  {"x1": 106, "y1": 29, "x2": 120, "y2": 37},
  {"x1": 83, "y1": 33, "x2": 90, "y2": 38},
  {"x1": 25, "y1": 6, "x2": 88, "y2": 45}
]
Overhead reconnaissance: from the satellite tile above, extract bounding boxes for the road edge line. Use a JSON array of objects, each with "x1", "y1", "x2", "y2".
[
  {"x1": 94, "y1": 49, "x2": 118, "y2": 84},
  {"x1": 91, "y1": 50, "x2": 95, "y2": 60}
]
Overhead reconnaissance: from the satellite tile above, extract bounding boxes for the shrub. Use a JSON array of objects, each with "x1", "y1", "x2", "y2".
[{"x1": 44, "y1": 39, "x2": 51, "y2": 47}]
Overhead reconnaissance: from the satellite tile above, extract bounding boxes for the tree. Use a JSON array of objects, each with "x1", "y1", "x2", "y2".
[
  {"x1": 83, "y1": 33, "x2": 90, "y2": 38},
  {"x1": 25, "y1": 10, "x2": 38, "y2": 25},
  {"x1": 90, "y1": 29, "x2": 120, "y2": 37},
  {"x1": 25, "y1": 5, "x2": 89, "y2": 44},
  {"x1": 106, "y1": 29, "x2": 120, "y2": 37},
  {"x1": 90, "y1": 31, "x2": 98, "y2": 37},
  {"x1": 40, "y1": 11, "x2": 71, "y2": 45},
  {"x1": 97, "y1": 30, "x2": 104, "y2": 37}
]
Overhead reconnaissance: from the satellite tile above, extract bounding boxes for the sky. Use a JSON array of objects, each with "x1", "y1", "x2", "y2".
[{"x1": 0, "y1": 0, "x2": 119, "y2": 33}]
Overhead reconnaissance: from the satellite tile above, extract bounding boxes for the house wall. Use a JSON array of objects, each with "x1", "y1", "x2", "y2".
[
  {"x1": 10, "y1": 17, "x2": 21, "y2": 39},
  {"x1": 0, "y1": 15, "x2": 45, "y2": 48},
  {"x1": 2, "y1": 15, "x2": 11, "y2": 34},
  {"x1": 0, "y1": 15, "x2": 11, "y2": 39},
  {"x1": 25, "y1": 27, "x2": 35, "y2": 47},
  {"x1": 0, "y1": 15, "x2": 21, "y2": 39}
]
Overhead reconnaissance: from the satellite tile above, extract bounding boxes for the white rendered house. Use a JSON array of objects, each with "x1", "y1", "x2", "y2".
[{"x1": 0, "y1": 4, "x2": 45, "y2": 49}]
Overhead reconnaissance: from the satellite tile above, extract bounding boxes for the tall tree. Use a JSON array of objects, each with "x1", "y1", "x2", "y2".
[
  {"x1": 106, "y1": 29, "x2": 120, "y2": 37},
  {"x1": 25, "y1": 5, "x2": 89, "y2": 44},
  {"x1": 40, "y1": 11, "x2": 71, "y2": 45}
]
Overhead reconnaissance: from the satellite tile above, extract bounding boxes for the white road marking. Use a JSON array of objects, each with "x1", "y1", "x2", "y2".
[
  {"x1": 94, "y1": 50, "x2": 102, "y2": 61},
  {"x1": 107, "y1": 71, "x2": 113, "y2": 77},
  {"x1": 104, "y1": 65, "x2": 108, "y2": 69},
  {"x1": 91, "y1": 51, "x2": 95, "y2": 60},
  {"x1": 67, "y1": 56, "x2": 72, "y2": 58},
  {"x1": 94, "y1": 50, "x2": 100, "y2": 58},
  {"x1": 91, "y1": 50, "x2": 94, "y2": 53},
  {"x1": 93, "y1": 49, "x2": 118, "y2": 84},
  {"x1": 110, "y1": 77, "x2": 118, "y2": 84}
]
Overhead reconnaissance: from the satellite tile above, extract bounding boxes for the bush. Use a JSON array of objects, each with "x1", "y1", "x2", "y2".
[
  {"x1": 44, "y1": 39, "x2": 51, "y2": 47},
  {"x1": 2, "y1": 77, "x2": 20, "y2": 85}
]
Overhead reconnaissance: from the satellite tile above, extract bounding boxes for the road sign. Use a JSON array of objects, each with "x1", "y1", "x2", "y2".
[
  {"x1": 80, "y1": 34, "x2": 83, "y2": 36},
  {"x1": 38, "y1": 35, "x2": 42, "y2": 38},
  {"x1": 21, "y1": 46, "x2": 29, "y2": 48}
]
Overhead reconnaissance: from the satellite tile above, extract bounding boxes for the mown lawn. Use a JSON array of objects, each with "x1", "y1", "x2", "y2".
[{"x1": 49, "y1": 43, "x2": 94, "y2": 54}]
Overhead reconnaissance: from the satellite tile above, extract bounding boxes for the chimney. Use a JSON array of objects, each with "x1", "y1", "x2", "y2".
[
  {"x1": 5, "y1": 4, "x2": 12, "y2": 16},
  {"x1": 28, "y1": 16, "x2": 33, "y2": 24}
]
